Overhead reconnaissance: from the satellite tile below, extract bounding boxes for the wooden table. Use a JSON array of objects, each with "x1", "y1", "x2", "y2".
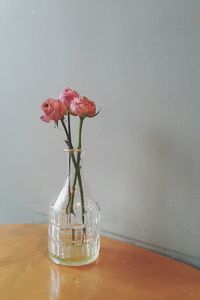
[{"x1": 0, "y1": 224, "x2": 200, "y2": 299}]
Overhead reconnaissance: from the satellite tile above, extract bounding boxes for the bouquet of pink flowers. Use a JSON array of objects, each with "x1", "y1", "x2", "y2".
[
  {"x1": 40, "y1": 88, "x2": 97, "y2": 123},
  {"x1": 40, "y1": 87, "x2": 99, "y2": 221}
]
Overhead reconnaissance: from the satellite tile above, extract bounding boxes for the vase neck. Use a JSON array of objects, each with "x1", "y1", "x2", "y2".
[{"x1": 65, "y1": 148, "x2": 85, "y2": 177}]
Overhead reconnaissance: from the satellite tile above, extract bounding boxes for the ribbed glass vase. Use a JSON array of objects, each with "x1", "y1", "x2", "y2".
[{"x1": 48, "y1": 149, "x2": 100, "y2": 266}]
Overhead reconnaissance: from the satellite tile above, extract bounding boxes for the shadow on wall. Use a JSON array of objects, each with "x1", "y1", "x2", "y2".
[{"x1": 131, "y1": 126, "x2": 200, "y2": 252}]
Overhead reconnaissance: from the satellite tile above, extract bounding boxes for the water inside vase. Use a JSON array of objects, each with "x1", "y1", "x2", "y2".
[{"x1": 48, "y1": 207, "x2": 100, "y2": 266}]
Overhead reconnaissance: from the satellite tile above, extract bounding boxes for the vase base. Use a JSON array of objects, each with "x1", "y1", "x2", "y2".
[{"x1": 49, "y1": 251, "x2": 99, "y2": 266}]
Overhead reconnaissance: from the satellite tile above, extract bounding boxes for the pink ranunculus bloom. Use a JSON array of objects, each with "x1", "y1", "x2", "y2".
[
  {"x1": 58, "y1": 87, "x2": 79, "y2": 108},
  {"x1": 40, "y1": 98, "x2": 67, "y2": 122},
  {"x1": 70, "y1": 96, "x2": 96, "y2": 118}
]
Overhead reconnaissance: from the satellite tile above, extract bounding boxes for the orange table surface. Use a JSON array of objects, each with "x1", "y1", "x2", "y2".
[{"x1": 0, "y1": 224, "x2": 200, "y2": 300}]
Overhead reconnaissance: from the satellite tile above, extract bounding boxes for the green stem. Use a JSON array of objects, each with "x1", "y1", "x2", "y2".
[
  {"x1": 60, "y1": 119, "x2": 76, "y2": 213},
  {"x1": 67, "y1": 113, "x2": 71, "y2": 141},
  {"x1": 65, "y1": 115, "x2": 75, "y2": 215},
  {"x1": 69, "y1": 118, "x2": 85, "y2": 224},
  {"x1": 60, "y1": 118, "x2": 85, "y2": 222},
  {"x1": 60, "y1": 118, "x2": 71, "y2": 146},
  {"x1": 70, "y1": 171, "x2": 77, "y2": 214},
  {"x1": 77, "y1": 118, "x2": 85, "y2": 224},
  {"x1": 71, "y1": 118, "x2": 85, "y2": 223},
  {"x1": 66, "y1": 152, "x2": 75, "y2": 215}
]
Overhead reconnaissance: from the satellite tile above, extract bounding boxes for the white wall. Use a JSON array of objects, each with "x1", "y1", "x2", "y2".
[{"x1": 1, "y1": 0, "x2": 200, "y2": 267}]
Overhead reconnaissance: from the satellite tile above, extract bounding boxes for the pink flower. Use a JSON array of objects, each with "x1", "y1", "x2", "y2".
[
  {"x1": 40, "y1": 98, "x2": 67, "y2": 123},
  {"x1": 70, "y1": 96, "x2": 96, "y2": 118},
  {"x1": 58, "y1": 87, "x2": 79, "y2": 109}
]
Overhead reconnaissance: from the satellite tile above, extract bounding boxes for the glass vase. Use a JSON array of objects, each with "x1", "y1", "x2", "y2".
[{"x1": 48, "y1": 148, "x2": 100, "y2": 266}]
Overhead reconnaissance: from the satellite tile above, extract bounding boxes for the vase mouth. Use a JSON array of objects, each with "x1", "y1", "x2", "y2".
[{"x1": 64, "y1": 148, "x2": 84, "y2": 153}]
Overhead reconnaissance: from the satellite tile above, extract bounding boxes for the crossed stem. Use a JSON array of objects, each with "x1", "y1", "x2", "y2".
[{"x1": 60, "y1": 117, "x2": 85, "y2": 225}]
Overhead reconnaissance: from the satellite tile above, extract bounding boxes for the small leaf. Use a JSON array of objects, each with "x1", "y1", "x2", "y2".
[{"x1": 93, "y1": 108, "x2": 101, "y2": 117}]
